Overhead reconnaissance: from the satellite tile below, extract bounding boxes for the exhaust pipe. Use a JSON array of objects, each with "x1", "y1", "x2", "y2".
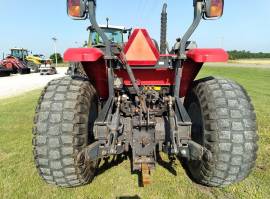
[{"x1": 160, "y1": 3, "x2": 168, "y2": 54}]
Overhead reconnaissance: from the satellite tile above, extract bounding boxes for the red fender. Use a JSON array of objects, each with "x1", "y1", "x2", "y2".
[
  {"x1": 63, "y1": 48, "x2": 107, "y2": 98},
  {"x1": 186, "y1": 48, "x2": 228, "y2": 62},
  {"x1": 64, "y1": 48, "x2": 104, "y2": 62},
  {"x1": 63, "y1": 47, "x2": 228, "y2": 99}
]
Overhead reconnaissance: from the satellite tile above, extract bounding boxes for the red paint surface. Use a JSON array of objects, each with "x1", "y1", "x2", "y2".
[
  {"x1": 180, "y1": 60, "x2": 203, "y2": 97},
  {"x1": 115, "y1": 60, "x2": 202, "y2": 97},
  {"x1": 0, "y1": 56, "x2": 27, "y2": 70},
  {"x1": 79, "y1": 58, "x2": 202, "y2": 99},
  {"x1": 82, "y1": 59, "x2": 108, "y2": 99},
  {"x1": 115, "y1": 69, "x2": 174, "y2": 86},
  {"x1": 63, "y1": 37, "x2": 227, "y2": 99},
  {"x1": 187, "y1": 48, "x2": 228, "y2": 62},
  {"x1": 64, "y1": 48, "x2": 104, "y2": 62}
]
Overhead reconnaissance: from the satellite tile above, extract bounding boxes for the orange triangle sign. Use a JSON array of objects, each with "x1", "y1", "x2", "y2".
[{"x1": 124, "y1": 29, "x2": 159, "y2": 66}]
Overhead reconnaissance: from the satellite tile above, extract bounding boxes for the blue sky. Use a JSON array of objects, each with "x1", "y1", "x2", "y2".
[{"x1": 1, "y1": 0, "x2": 270, "y2": 57}]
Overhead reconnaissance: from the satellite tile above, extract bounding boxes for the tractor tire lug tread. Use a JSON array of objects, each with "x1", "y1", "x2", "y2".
[
  {"x1": 184, "y1": 77, "x2": 258, "y2": 187},
  {"x1": 33, "y1": 76, "x2": 98, "y2": 188}
]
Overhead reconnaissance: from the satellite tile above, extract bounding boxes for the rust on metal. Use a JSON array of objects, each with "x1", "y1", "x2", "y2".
[{"x1": 141, "y1": 163, "x2": 151, "y2": 186}]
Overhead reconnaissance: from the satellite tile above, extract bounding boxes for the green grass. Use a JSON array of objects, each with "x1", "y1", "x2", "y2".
[{"x1": 0, "y1": 66, "x2": 270, "y2": 199}]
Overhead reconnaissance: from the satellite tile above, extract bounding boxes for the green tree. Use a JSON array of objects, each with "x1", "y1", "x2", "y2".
[
  {"x1": 50, "y1": 53, "x2": 63, "y2": 64},
  {"x1": 228, "y1": 50, "x2": 270, "y2": 60}
]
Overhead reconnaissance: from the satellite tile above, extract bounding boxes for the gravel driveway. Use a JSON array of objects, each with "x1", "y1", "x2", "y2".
[{"x1": 0, "y1": 68, "x2": 67, "y2": 99}]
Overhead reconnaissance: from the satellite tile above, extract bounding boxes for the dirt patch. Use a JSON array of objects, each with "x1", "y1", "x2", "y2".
[
  {"x1": 194, "y1": 184, "x2": 216, "y2": 199},
  {"x1": 0, "y1": 151, "x2": 12, "y2": 162}
]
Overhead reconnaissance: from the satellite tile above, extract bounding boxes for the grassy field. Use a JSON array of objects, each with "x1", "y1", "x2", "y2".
[
  {"x1": 229, "y1": 59, "x2": 270, "y2": 65},
  {"x1": 0, "y1": 66, "x2": 270, "y2": 199}
]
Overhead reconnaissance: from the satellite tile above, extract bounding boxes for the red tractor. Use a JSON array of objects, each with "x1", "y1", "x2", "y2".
[
  {"x1": 33, "y1": 0, "x2": 258, "y2": 188},
  {"x1": 0, "y1": 48, "x2": 31, "y2": 74}
]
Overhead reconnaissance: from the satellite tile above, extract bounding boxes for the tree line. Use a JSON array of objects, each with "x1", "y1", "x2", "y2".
[
  {"x1": 50, "y1": 53, "x2": 63, "y2": 63},
  {"x1": 228, "y1": 50, "x2": 270, "y2": 60}
]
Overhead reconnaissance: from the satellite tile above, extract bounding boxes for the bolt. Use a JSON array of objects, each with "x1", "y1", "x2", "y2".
[
  {"x1": 142, "y1": 137, "x2": 149, "y2": 146},
  {"x1": 180, "y1": 149, "x2": 187, "y2": 157},
  {"x1": 102, "y1": 150, "x2": 107, "y2": 156},
  {"x1": 203, "y1": 150, "x2": 212, "y2": 161}
]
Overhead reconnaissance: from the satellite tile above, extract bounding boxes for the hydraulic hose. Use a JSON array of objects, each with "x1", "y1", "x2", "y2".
[{"x1": 160, "y1": 3, "x2": 168, "y2": 54}]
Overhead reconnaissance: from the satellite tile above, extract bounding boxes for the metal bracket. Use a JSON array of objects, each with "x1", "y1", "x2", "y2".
[
  {"x1": 94, "y1": 67, "x2": 115, "y2": 138},
  {"x1": 175, "y1": 97, "x2": 191, "y2": 124},
  {"x1": 167, "y1": 96, "x2": 192, "y2": 154},
  {"x1": 80, "y1": 141, "x2": 101, "y2": 163},
  {"x1": 81, "y1": 139, "x2": 125, "y2": 164},
  {"x1": 187, "y1": 140, "x2": 212, "y2": 161},
  {"x1": 173, "y1": 1, "x2": 203, "y2": 97}
]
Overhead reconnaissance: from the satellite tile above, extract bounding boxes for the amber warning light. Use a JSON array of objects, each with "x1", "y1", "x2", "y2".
[
  {"x1": 67, "y1": 0, "x2": 87, "y2": 19},
  {"x1": 204, "y1": 0, "x2": 224, "y2": 18}
]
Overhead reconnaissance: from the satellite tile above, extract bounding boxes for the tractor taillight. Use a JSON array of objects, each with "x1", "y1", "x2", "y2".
[
  {"x1": 204, "y1": 0, "x2": 224, "y2": 19},
  {"x1": 67, "y1": 0, "x2": 87, "y2": 19}
]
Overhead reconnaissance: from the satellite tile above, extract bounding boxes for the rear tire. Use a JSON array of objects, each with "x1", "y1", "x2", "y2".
[
  {"x1": 0, "y1": 68, "x2": 11, "y2": 77},
  {"x1": 19, "y1": 67, "x2": 31, "y2": 74},
  {"x1": 28, "y1": 62, "x2": 39, "y2": 73},
  {"x1": 33, "y1": 77, "x2": 98, "y2": 187},
  {"x1": 184, "y1": 77, "x2": 258, "y2": 187}
]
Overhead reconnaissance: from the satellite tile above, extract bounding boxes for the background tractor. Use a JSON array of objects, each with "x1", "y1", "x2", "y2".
[
  {"x1": 87, "y1": 24, "x2": 131, "y2": 47},
  {"x1": 1, "y1": 48, "x2": 50, "y2": 73},
  {"x1": 0, "y1": 48, "x2": 31, "y2": 74},
  {"x1": 33, "y1": 0, "x2": 258, "y2": 188},
  {"x1": 67, "y1": 24, "x2": 131, "y2": 75},
  {"x1": 10, "y1": 48, "x2": 42, "y2": 73},
  {"x1": 32, "y1": 54, "x2": 53, "y2": 65}
]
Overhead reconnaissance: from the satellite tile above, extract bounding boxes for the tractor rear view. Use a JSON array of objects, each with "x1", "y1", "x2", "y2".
[{"x1": 33, "y1": 0, "x2": 258, "y2": 188}]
